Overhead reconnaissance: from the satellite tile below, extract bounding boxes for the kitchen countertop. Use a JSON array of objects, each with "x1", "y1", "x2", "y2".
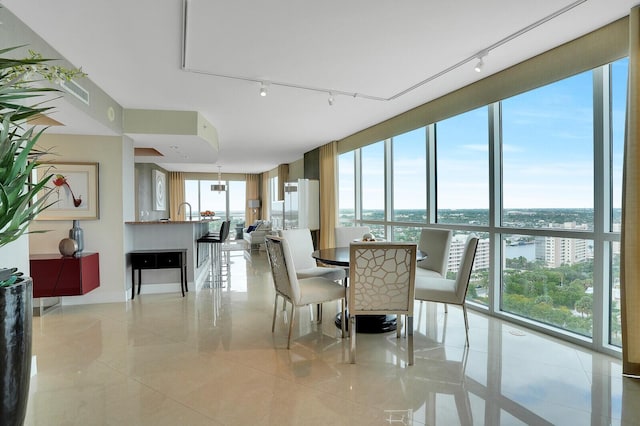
[{"x1": 125, "y1": 219, "x2": 220, "y2": 225}]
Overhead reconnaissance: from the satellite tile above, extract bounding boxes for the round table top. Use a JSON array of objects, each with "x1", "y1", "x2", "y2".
[
  {"x1": 312, "y1": 247, "x2": 351, "y2": 267},
  {"x1": 312, "y1": 246, "x2": 427, "y2": 267}
]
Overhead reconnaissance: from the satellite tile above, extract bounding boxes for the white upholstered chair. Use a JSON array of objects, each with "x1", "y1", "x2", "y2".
[
  {"x1": 414, "y1": 235, "x2": 479, "y2": 346},
  {"x1": 348, "y1": 242, "x2": 417, "y2": 365},
  {"x1": 265, "y1": 236, "x2": 346, "y2": 348},
  {"x1": 334, "y1": 226, "x2": 372, "y2": 247},
  {"x1": 277, "y1": 228, "x2": 345, "y2": 282},
  {"x1": 416, "y1": 227, "x2": 453, "y2": 278}
]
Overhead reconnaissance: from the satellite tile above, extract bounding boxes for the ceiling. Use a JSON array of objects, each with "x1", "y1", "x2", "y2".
[{"x1": 1, "y1": 0, "x2": 636, "y2": 174}]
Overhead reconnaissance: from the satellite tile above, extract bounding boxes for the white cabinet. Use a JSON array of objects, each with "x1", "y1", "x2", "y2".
[{"x1": 284, "y1": 179, "x2": 319, "y2": 230}]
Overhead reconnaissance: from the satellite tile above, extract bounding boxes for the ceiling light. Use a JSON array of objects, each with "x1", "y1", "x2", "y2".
[
  {"x1": 259, "y1": 82, "x2": 268, "y2": 97},
  {"x1": 328, "y1": 93, "x2": 335, "y2": 106},
  {"x1": 474, "y1": 57, "x2": 484, "y2": 73}
]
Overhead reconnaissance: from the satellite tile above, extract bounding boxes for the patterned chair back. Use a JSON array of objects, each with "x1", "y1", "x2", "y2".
[
  {"x1": 265, "y1": 235, "x2": 299, "y2": 303},
  {"x1": 349, "y1": 242, "x2": 417, "y2": 316}
]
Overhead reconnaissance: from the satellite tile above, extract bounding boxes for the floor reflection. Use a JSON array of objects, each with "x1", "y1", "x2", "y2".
[{"x1": 25, "y1": 248, "x2": 639, "y2": 425}]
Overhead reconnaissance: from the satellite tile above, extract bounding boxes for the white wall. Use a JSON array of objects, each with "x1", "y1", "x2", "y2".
[
  {"x1": 0, "y1": 234, "x2": 30, "y2": 277},
  {"x1": 29, "y1": 134, "x2": 132, "y2": 304}
]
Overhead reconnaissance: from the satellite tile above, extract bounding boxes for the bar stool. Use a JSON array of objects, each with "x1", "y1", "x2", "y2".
[{"x1": 197, "y1": 220, "x2": 230, "y2": 287}]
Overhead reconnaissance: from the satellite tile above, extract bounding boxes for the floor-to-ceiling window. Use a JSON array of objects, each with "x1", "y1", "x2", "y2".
[
  {"x1": 184, "y1": 177, "x2": 246, "y2": 238},
  {"x1": 338, "y1": 150, "x2": 355, "y2": 226},
  {"x1": 337, "y1": 57, "x2": 627, "y2": 355},
  {"x1": 391, "y1": 128, "x2": 427, "y2": 242},
  {"x1": 361, "y1": 141, "x2": 386, "y2": 238},
  {"x1": 435, "y1": 107, "x2": 489, "y2": 227},
  {"x1": 228, "y1": 180, "x2": 247, "y2": 237},
  {"x1": 500, "y1": 71, "x2": 595, "y2": 337}
]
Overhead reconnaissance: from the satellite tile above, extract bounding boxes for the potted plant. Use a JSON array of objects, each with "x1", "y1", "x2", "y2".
[{"x1": 0, "y1": 46, "x2": 84, "y2": 425}]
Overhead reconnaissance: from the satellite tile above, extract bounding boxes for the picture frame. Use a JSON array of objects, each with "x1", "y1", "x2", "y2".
[
  {"x1": 33, "y1": 162, "x2": 100, "y2": 220},
  {"x1": 152, "y1": 169, "x2": 167, "y2": 211}
]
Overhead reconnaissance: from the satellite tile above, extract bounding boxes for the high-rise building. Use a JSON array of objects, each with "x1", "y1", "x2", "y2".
[
  {"x1": 535, "y1": 222, "x2": 591, "y2": 267},
  {"x1": 447, "y1": 234, "x2": 490, "y2": 273}
]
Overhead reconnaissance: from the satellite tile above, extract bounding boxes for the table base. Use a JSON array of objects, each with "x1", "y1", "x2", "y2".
[{"x1": 334, "y1": 312, "x2": 397, "y2": 334}]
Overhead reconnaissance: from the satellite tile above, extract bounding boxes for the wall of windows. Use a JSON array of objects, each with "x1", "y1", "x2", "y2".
[
  {"x1": 337, "y1": 58, "x2": 627, "y2": 355},
  {"x1": 184, "y1": 178, "x2": 246, "y2": 237},
  {"x1": 436, "y1": 107, "x2": 489, "y2": 226}
]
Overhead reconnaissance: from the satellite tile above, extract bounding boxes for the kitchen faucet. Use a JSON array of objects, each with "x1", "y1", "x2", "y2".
[{"x1": 177, "y1": 202, "x2": 192, "y2": 221}]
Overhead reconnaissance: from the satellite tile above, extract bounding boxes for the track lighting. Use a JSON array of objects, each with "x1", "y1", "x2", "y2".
[
  {"x1": 259, "y1": 82, "x2": 268, "y2": 97},
  {"x1": 328, "y1": 93, "x2": 334, "y2": 106},
  {"x1": 474, "y1": 52, "x2": 487, "y2": 73}
]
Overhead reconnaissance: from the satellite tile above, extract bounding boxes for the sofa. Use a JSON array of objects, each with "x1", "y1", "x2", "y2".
[{"x1": 243, "y1": 220, "x2": 271, "y2": 250}]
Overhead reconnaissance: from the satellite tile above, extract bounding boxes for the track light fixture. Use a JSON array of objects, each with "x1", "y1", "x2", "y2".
[
  {"x1": 474, "y1": 51, "x2": 487, "y2": 73},
  {"x1": 259, "y1": 82, "x2": 268, "y2": 97},
  {"x1": 328, "y1": 92, "x2": 335, "y2": 106},
  {"x1": 474, "y1": 58, "x2": 483, "y2": 72}
]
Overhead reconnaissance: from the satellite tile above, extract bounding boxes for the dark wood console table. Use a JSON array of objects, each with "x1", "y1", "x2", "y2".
[{"x1": 130, "y1": 249, "x2": 187, "y2": 299}]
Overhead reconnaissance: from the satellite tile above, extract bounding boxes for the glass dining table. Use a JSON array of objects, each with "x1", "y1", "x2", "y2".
[{"x1": 311, "y1": 246, "x2": 426, "y2": 334}]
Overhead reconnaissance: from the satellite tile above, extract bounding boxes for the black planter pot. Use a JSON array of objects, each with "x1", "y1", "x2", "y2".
[{"x1": 0, "y1": 278, "x2": 32, "y2": 426}]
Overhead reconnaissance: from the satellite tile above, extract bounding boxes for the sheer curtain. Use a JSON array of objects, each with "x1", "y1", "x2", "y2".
[
  {"x1": 621, "y1": 5, "x2": 640, "y2": 377},
  {"x1": 319, "y1": 142, "x2": 338, "y2": 250},
  {"x1": 168, "y1": 171, "x2": 185, "y2": 221},
  {"x1": 245, "y1": 174, "x2": 260, "y2": 224}
]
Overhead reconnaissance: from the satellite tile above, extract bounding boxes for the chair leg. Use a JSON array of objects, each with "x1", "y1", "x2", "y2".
[
  {"x1": 462, "y1": 304, "x2": 470, "y2": 347},
  {"x1": 445, "y1": 303, "x2": 448, "y2": 313},
  {"x1": 287, "y1": 304, "x2": 296, "y2": 349},
  {"x1": 272, "y1": 294, "x2": 279, "y2": 332},
  {"x1": 407, "y1": 315, "x2": 414, "y2": 366},
  {"x1": 317, "y1": 303, "x2": 322, "y2": 323},
  {"x1": 349, "y1": 315, "x2": 357, "y2": 364}
]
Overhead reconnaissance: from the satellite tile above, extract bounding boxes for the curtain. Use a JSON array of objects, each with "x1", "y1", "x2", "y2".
[
  {"x1": 261, "y1": 171, "x2": 269, "y2": 220},
  {"x1": 245, "y1": 174, "x2": 260, "y2": 224},
  {"x1": 277, "y1": 163, "x2": 289, "y2": 201},
  {"x1": 621, "y1": 5, "x2": 640, "y2": 377},
  {"x1": 168, "y1": 171, "x2": 186, "y2": 221},
  {"x1": 319, "y1": 142, "x2": 338, "y2": 249}
]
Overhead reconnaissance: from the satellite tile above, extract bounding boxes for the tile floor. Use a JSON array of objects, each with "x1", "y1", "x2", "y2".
[{"x1": 24, "y1": 249, "x2": 640, "y2": 425}]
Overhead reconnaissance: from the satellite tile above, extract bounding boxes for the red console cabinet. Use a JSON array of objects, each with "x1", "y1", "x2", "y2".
[{"x1": 29, "y1": 252, "x2": 100, "y2": 297}]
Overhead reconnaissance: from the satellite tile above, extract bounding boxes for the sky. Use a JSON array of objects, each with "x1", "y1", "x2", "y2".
[{"x1": 339, "y1": 57, "x2": 628, "y2": 211}]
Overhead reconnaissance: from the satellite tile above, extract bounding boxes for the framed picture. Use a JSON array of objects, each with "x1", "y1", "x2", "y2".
[
  {"x1": 152, "y1": 169, "x2": 166, "y2": 211},
  {"x1": 33, "y1": 162, "x2": 100, "y2": 220}
]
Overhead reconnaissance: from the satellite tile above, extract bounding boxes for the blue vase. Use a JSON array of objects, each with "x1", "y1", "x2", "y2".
[{"x1": 69, "y1": 220, "x2": 84, "y2": 255}]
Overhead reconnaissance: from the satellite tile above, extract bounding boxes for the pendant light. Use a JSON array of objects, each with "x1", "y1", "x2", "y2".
[{"x1": 211, "y1": 166, "x2": 227, "y2": 192}]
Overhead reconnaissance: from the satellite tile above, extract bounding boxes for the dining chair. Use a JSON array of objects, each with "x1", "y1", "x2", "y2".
[
  {"x1": 414, "y1": 235, "x2": 479, "y2": 346},
  {"x1": 265, "y1": 235, "x2": 346, "y2": 348},
  {"x1": 334, "y1": 226, "x2": 371, "y2": 247},
  {"x1": 277, "y1": 228, "x2": 345, "y2": 282},
  {"x1": 416, "y1": 227, "x2": 453, "y2": 278},
  {"x1": 348, "y1": 242, "x2": 417, "y2": 365}
]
